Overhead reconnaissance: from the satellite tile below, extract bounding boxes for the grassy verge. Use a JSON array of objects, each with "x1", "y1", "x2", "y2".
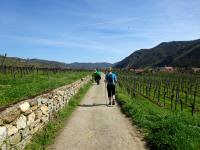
[
  {"x1": 25, "y1": 81, "x2": 92, "y2": 150},
  {"x1": 117, "y1": 86, "x2": 200, "y2": 150},
  {"x1": 0, "y1": 71, "x2": 90, "y2": 107}
]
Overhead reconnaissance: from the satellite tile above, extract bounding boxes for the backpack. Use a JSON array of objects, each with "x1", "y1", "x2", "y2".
[
  {"x1": 107, "y1": 73, "x2": 114, "y2": 85},
  {"x1": 96, "y1": 71, "x2": 101, "y2": 76}
]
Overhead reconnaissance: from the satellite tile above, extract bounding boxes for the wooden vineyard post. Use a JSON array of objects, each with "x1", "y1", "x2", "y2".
[
  {"x1": 136, "y1": 82, "x2": 138, "y2": 92},
  {"x1": 175, "y1": 88, "x2": 180, "y2": 110},
  {"x1": 133, "y1": 79, "x2": 136, "y2": 97},
  {"x1": 192, "y1": 89, "x2": 197, "y2": 116},
  {"x1": 171, "y1": 94, "x2": 174, "y2": 109},
  {"x1": 170, "y1": 83, "x2": 175, "y2": 109},
  {"x1": 180, "y1": 99, "x2": 183, "y2": 111},
  {"x1": 167, "y1": 86, "x2": 169, "y2": 97},
  {"x1": 13, "y1": 67, "x2": 17, "y2": 79},
  {"x1": 140, "y1": 82, "x2": 142, "y2": 93},
  {"x1": 1, "y1": 53, "x2": 7, "y2": 75},
  {"x1": 37, "y1": 68, "x2": 39, "y2": 75},
  {"x1": 153, "y1": 88, "x2": 156, "y2": 100},
  {"x1": 157, "y1": 89, "x2": 160, "y2": 103},
  {"x1": 20, "y1": 67, "x2": 23, "y2": 78},
  {"x1": 146, "y1": 86, "x2": 148, "y2": 96},
  {"x1": 143, "y1": 78, "x2": 145, "y2": 94},
  {"x1": 149, "y1": 82, "x2": 151, "y2": 97},
  {"x1": 163, "y1": 87, "x2": 166, "y2": 107},
  {"x1": 185, "y1": 88, "x2": 188, "y2": 104}
]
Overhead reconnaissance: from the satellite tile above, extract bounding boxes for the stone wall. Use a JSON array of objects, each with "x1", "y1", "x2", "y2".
[{"x1": 0, "y1": 76, "x2": 91, "y2": 150}]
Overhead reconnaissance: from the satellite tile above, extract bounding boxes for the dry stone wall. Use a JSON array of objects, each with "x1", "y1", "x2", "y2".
[{"x1": 0, "y1": 76, "x2": 91, "y2": 150}]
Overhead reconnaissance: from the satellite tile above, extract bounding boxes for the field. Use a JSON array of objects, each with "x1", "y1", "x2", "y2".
[
  {"x1": 0, "y1": 68, "x2": 90, "y2": 107},
  {"x1": 117, "y1": 71, "x2": 200, "y2": 150}
]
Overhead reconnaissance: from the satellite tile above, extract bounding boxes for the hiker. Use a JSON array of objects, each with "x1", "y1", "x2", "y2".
[
  {"x1": 93, "y1": 69, "x2": 101, "y2": 85},
  {"x1": 105, "y1": 67, "x2": 117, "y2": 105}
]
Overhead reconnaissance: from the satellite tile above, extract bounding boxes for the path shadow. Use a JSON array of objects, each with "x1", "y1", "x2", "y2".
[{"x1": 79, "y1": 103, "x2": 107, "y2": 107}]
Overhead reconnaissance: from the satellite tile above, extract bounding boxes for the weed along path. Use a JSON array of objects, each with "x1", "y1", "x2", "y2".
[{"x1": 50, "y1": 77, "x2": 146, "y2": 150}]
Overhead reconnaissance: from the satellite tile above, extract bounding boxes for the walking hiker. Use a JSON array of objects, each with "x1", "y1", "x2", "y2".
[
  {"x1": 93, "y1": 69, "x2": 101, "y2": 85},
  {"x1": 105, "y1": 67, "x2": 117, "y2": 105}
]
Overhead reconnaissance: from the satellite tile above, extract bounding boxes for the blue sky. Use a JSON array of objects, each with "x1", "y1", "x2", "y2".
[{"x1": 0, "y1": 0, "x2": 200, "y2": 63}]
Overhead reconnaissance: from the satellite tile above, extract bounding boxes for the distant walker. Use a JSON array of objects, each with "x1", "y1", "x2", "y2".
[{"x1": 93, "y1": 69, "x2": 101, "y2": 85}]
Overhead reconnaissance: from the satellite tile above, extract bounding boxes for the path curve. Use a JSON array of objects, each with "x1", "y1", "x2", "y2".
[{"x1": 50, "y1": 76, "x2": 147, "y2": 150}]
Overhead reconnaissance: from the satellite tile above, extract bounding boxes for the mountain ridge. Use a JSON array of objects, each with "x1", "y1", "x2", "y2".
[
  {"x1": 0, "y1": 55, "x2": 112, "y2": 70},
  {"x1": 115, "y1": 39, "x2": 200, "y2": 68}
]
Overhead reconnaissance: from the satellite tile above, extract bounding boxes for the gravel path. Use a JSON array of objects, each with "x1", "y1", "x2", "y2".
[{"x1": 50, "y1": 77, "x2": 147, "y2": 150}]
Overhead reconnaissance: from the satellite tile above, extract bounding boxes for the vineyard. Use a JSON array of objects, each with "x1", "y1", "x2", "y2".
[
  {"x1": 118, "y1": 71, "x2": 200, "y2": 116},
  {"x1": 117, "y1": 71, "x2": 200, "y2": 149},
  {"x1": 0, "y1": 55, "x2": 90, "y2": 108}
]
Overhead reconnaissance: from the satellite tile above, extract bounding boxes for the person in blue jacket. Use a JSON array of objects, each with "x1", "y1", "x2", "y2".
[{"x1": 105, "y1": 67, "x2": 117, "y2": 105}]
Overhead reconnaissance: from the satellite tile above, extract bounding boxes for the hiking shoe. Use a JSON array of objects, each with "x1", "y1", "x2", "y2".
[{"x1": 112, "y1": 100, "x2": 115, "y2": 105}]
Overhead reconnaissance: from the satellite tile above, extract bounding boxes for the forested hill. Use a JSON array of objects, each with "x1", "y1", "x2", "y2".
[
  {"x1": 0, "y1": 56, "x2": 68, "y2": 68},
  {"x1": 0, "y1": 56, "x2": 112, "y2": 70},
  {"x1": 115, "y1": 39, "x2": 200, "y2": 68}
]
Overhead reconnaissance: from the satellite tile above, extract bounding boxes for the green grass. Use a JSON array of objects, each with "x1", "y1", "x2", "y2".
[
  {"x1": 25, "y1": 81, "x2": 92, "y2": 150},
  {"x1": 117, "y1": 86, "x2": 200, "y2": 150},
  {"x1": 0, "y1": 71, "x2": 90, "y2": 107}
]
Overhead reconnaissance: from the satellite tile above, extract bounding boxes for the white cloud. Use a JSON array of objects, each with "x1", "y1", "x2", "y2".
[{"x1": 8, "y1": 35, "x2": 124, "y2": 55}]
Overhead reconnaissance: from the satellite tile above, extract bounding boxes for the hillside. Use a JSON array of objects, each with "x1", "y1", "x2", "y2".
[
  {"x1": 115, "y1": 39, "x2": 200, "y2": 68},
  {"x1": 0, "y1": 56, "x2": 69, "y2": 68},
  {"x1": 0, "y1": 55, "x2": 112, "y2": 70}
]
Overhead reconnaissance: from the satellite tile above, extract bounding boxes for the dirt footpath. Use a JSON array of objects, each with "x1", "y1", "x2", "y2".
[{"x1": 50, "y1": 77, "x2": 147, "y2": 150}]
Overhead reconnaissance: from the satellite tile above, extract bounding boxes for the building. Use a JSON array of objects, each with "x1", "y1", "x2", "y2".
[
  {"x1": 160, "y1": 66, "x2": 175, "y2": 72},
  {"x1": 192, "y1": 68, "x2": 200, "y2": 73},
  {"x1": 130, "y1": 68, "x2": 145, "y2": 73}
]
